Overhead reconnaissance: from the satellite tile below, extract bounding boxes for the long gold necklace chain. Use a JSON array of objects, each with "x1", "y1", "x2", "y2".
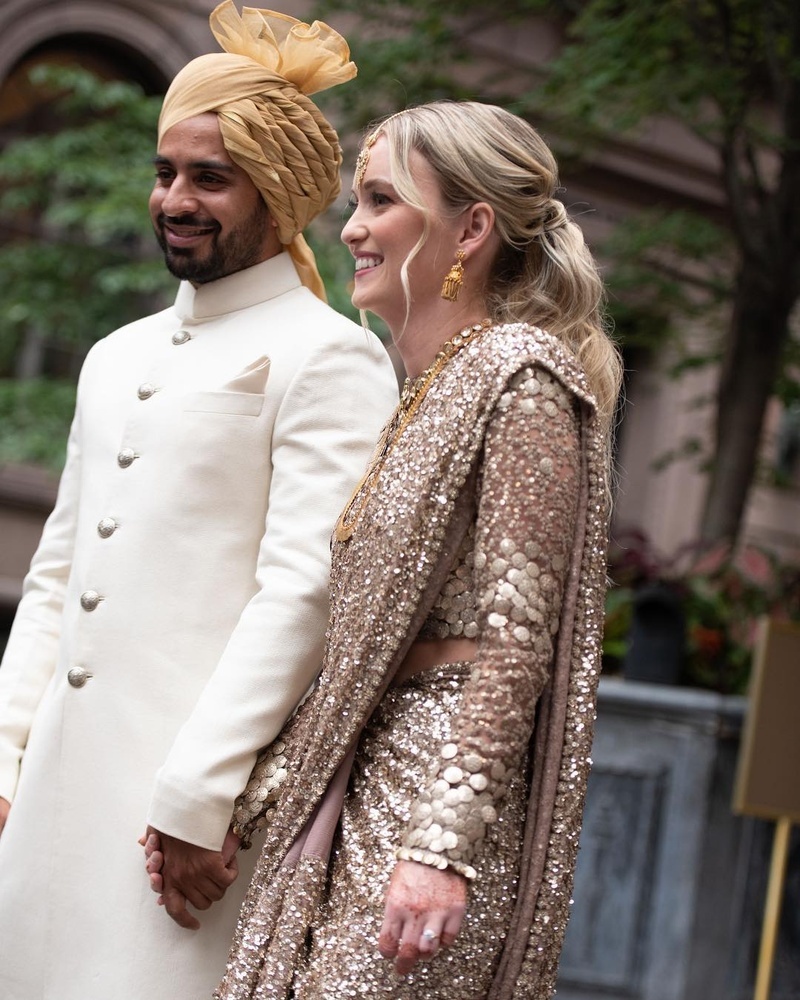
[{"x1": 334, "y1": 318, "x2": 491, "y2": 543}]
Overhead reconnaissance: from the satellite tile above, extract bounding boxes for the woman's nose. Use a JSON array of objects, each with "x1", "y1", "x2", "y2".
[{"x1": 341, "y1": 207, "x2": 365, "y2": 246}]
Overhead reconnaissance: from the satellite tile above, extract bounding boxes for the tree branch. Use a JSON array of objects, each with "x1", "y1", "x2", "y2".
[{"x1": 719, "y1": 133, "x2": 765, "y2": 262}]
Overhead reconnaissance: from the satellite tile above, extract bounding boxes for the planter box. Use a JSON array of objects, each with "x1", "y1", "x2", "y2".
[{"x1": 556, "y1": 678, "x2": 800, "y2": 1000}]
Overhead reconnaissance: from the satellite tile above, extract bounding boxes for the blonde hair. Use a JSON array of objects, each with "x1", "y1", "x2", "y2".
[{"x1": 366, "y1": 101, "x2": 622, "y2": 433}]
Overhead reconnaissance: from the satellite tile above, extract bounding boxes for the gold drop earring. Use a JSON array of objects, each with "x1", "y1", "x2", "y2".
[{"x1": 441, "y1": 250, "x2": 466, "y2": 301}]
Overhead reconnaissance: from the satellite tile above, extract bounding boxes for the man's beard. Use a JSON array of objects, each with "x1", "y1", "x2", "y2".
[{"x1": 154, "y1": 204, "x2": 271, "y2": 284}]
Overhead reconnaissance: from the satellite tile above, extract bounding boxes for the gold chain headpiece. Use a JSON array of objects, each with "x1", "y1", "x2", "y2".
[{"x1": 354, "y1": 110, "x2": 408, "y2": 189}]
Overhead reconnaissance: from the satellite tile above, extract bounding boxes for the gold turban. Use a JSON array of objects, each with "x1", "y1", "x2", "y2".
[{"x1": 158, "y1": 2, "x2": 357, "y2": 300}]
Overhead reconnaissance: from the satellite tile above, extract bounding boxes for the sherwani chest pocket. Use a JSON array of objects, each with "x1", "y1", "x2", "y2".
[
  {"x1": 182, "y1": 356, "x2": 270, "y2": 415},
  {"x1": 167, "y1": 356, "x2": 273, "y2": 520}
]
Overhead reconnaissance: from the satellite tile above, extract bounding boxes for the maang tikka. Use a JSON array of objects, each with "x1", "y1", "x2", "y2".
[
  {"x1": 354, "y1": 111, "x2": 408, "y2": 189},
  {"x1": 441, "y1": 250, "x2": 466, "y2": 301}
]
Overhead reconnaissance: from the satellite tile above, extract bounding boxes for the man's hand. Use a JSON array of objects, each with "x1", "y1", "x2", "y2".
[
  {"x1": 378, "y1": 860, "x2": 467, "y2": 975},
  {"x1": 0, "y1": 797, "x2": 10, "y2": 837},
  {"x1": 140, "y1": 825, "x2": 240, "y2": 930},
  {"x1": 142, "y1": 828, "x2": 240, "y2": 897}
]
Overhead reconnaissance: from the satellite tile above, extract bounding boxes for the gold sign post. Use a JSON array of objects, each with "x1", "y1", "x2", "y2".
[
  {"x1": 753, "y1": 816, "x2": 792, "y2": 1000},
  {"x1": 733, "y1": 618, "x2": 800, "y2": 1000}
]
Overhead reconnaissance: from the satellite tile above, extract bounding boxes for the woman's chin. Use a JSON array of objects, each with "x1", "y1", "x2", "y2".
[{"x1": 349, "y1": 285, "x2": 373, "y2": 313}]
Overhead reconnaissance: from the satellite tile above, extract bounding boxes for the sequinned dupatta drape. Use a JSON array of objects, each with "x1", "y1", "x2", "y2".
[{"x1": 215, "y1": 324, "x2": 608, "y2": 1000}]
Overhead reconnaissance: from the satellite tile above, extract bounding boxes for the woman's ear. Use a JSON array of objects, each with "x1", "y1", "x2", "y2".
[{"x1": 458, "y1": 202, "x2": 496, "y2": 256}]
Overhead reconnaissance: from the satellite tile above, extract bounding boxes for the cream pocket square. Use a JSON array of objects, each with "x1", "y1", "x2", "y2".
[{"x1": 183, "y1": 356, "x2": 271, "y2": 415}]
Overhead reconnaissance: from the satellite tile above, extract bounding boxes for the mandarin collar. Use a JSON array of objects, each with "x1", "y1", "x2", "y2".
[{"x1": 173, "y1": 253, "x2": 301, "y2": 323}]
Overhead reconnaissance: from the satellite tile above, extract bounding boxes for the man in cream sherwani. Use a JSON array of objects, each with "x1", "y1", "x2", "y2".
[{"x1": 0, "y1": 6, "x2": 397, "y2": 999}]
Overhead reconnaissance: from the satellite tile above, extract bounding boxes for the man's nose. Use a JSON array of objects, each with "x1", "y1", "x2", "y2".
[{"x1": 160, "y1": 176, "x2": 199, "y2": 216}]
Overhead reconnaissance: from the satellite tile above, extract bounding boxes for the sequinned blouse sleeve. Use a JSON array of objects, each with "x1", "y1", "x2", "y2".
[{"x1": 397, "y1": 364, "x2": 582, "y2": 879}]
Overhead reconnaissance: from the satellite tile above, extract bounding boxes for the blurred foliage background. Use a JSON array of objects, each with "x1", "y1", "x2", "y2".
[
  {"x1": 4, "y1": 0, "x2": 800, "y2": 546},
  {"x1": 0, "y1": 67, "x2": 171, "y2": 467}
]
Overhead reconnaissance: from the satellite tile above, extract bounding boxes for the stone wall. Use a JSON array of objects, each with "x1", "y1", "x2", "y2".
[{"x1": 557, "y1": 679, "x2": 799, "y2": 1000}]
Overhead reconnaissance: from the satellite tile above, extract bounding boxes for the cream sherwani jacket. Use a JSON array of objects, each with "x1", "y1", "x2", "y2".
[{"x1": 0, "y1": 254, "x2": 398, "y2": 1000}]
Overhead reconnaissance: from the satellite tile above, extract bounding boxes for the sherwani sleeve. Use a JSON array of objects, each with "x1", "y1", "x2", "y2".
[
  {"x1": 0, "y1": 357, "x2": 90, "y2": 803},
  {"x1": 397, "y1": 365, "x2": 582, "y2": 878},
  {"x1": 146, "y1": 333, "x2": 397, "y2": 849}
]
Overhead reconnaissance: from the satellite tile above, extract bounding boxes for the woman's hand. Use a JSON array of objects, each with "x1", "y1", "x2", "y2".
[
  {"x1": 378, "y1": 860, "x2": 467, "y2": 976},
  {"x1": 0, "y1": 796, "x2": 10, "y2": 837},
  {"x1": 141, "y1": 830, "x2": 167, "y2": 897}
]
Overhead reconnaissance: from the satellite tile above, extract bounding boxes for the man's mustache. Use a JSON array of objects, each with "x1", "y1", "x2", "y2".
[{"x1": 158, "y1": 214, "x2": 219, "y2": 231}]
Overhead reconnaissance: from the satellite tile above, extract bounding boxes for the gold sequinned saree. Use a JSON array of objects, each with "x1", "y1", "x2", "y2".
[{"x1": 216, "y1": 324, "x2": 610, "y2": 999}]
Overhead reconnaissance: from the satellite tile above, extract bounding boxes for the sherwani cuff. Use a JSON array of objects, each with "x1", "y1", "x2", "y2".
[{"x1": 146, "y1": 776, "x2": 233, "y2": 851}]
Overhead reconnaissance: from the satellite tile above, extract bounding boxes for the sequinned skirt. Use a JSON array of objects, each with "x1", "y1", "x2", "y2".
[{"x1": 294, "y1": 663, "x2": 527, "y2": 999}]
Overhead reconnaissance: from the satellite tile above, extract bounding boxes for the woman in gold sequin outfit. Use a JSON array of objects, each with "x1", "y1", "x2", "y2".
[{"x1": 215, "y1": 102, "x2": 622, "y2": 999}]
